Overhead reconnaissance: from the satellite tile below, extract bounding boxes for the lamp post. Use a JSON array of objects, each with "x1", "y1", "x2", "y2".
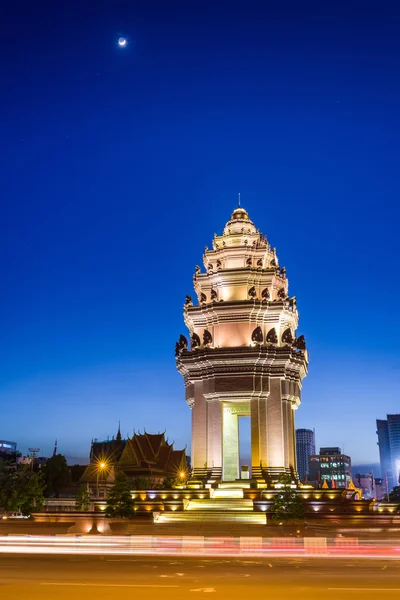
[{"x1": 96, "y1": 462, "x2": 106, "y2": 499}]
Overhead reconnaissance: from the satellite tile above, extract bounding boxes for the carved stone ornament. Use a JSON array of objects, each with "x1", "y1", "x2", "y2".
[
  {"x1": 251, "y1": 326, "x2": 263, "y2": 345},
  {"x1": 282, "y1": 328, "x2": 294, "y2": 345},
  {"x1": 261, "y1": 287, "x2": 270, "y2": 301},
  {"x1": 200, "y1": 292, "x2": 207, "y2": 304},
  {"x1": 257, "y1": 259, "x2": 263, "y2": 268},
  {"x1": 216, "y1": 260, "x2": 222, "y2": 269},
  {"x1": 294, "y1": 335, "x2": 306, "y2": 350},
  {"x1": 270, "y1": 259, "x2": 276, "y2": 267},
  {"x1": 246, "y1": 257, "x2": 252, "y2": 267},
  {"x1": 248, "y1": 286, "x2": 257, "y2": 299},
  {"x1": 191, "y1": 333, "x2": 201, "y2": 349},
  {"x1": 203, "y1": 329, "x2": 213, "y2": 346},
  {"x1": 175, "y1": 334, "x2": 188, "y2": 357},
  {"x1": 288, "y1": 296, "x2": 297, "y2": 309},
  {"x1": 211, "y1": 288, "x2": 218, "y2": 301},
  {"x1": 185, "y1": 295, "x2": 193, "y2": 306},
  {"x1": 266, "y1": 327, "x2": 278, "y2": 344},
  {"x1": 208, "y1": 263, "x2": 213, "y2": 272},
  {"x1": 277, "y1": 287, "x2": 286, "y2": 299},
  {"x1": 195, "y1": 265, "x2": 201, "y2": 274}
]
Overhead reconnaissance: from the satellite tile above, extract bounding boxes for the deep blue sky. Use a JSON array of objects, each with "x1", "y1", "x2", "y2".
[{"x1": 1, "y1": 1, "x2": 399, "y2": 470}]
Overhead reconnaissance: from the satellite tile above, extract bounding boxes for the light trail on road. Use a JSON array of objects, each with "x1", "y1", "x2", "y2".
[{"x1": 0, "y1": 535, "x2": 400, "y2": 559}]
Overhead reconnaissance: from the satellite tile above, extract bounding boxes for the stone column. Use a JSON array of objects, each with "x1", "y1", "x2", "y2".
[
  {"x1": 251, "y1": 395, "x2": 268, "y2": 470},
  {"x1": 267, "y1": 378, "x2": 284, "y2": 469},
  {"x1": 250, "y1": 398, "x2": 260, "y2": 467},
  {"x1": 291, "y1": 402, "x2": 297, "y2": 471},
  {"x1": 222, "y1": 404, "x2": 239, "y2": 480},
  {"x1": 207, "y1": 399, "x2": 222, "y2": 469},
  {"x1": 286, "y1": 402, "x2": 295, "y2": 470},
  {"x1": 282, "y1": 397, "x2": 290, "y2": 469},
  {"x1": 191, "y1": 382, "x2": 208, "y2": 469}
]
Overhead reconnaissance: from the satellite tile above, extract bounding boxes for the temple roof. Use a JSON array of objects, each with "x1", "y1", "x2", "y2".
[{"x1": 81, "y1": 430, "x2": 187, "y2": 482}]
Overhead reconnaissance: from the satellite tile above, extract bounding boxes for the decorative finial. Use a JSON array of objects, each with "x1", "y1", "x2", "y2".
[
  {"x1": 116, "y1": 420, "x2": 122, "y2": 441},
  {"x1": 238, "y1": 192, "x2": 241, "y2": 207}
]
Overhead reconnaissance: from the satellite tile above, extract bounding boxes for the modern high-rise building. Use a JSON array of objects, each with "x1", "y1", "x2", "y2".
[
  {"x1": 0, "y1": 440, "x2": 17, "y2": 458},
  {"x1": 296, "y1": 428, "x2": 315, "y2": 481},
  {"x1": 377, "y1": 414, "x2": 400, "y2": 490},
  {"x1": 308, "y1": 447, "x2": 352, "y2": 488}
]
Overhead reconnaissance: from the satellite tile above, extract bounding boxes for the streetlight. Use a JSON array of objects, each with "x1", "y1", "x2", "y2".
[{"x1": 96, "y1": 462, "x2": 106, "y2": 499}]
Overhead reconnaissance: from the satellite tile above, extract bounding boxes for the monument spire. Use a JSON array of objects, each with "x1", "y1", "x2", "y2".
[{"x1": 238, "y1": 192, "x2": 241, "y2": 207}]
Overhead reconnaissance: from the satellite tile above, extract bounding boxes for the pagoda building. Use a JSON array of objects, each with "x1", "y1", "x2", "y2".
[
  {"x1": 176, "y1": 206, "x2": 308, "y2": 482},
  {"x1": 81, "y1": 427, "x2": 187, "y2": 492}
]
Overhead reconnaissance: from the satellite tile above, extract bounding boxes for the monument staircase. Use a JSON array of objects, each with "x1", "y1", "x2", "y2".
[
  {"x1": 188, "y1": 466, "x2": 222, "y2": 488},
  {"x1": 155, "y1": 480, "x2": 266, "y2": 526}
]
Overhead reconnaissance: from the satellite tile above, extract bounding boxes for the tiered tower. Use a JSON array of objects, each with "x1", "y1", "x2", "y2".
[{"x1": 176, "y1": 206, "x2": 308, "y2": 482}]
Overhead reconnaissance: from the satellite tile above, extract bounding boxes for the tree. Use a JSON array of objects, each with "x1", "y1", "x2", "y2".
[
  {"x1": 162, "y1": 475, "x2": 177, "y2": 489},
  {"x1": 131, "y1": 475, "x2": 162, "y2": 490},
  {"x1": 76, "y1": 484, "x2": 91, "y2": 511},
  {"x1": 389, "y1": 486, "x2": 400, "y2": 503},
  {"x1": 42, "y1": 454, "x2": 71, "y2": 498},
  {"x1": 105, "y1": 471, "x2": 135, "y2": 518},
  {"x1": 272, "y1": 472, "x2": 304, "y2": 522},
  {"x1": 0, "y1": 467, "x2": 45, "y2": 515}
]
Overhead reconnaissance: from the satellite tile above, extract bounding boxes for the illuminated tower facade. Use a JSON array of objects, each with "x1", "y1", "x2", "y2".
[{"x1": 176, "y1": 207, "x2": 308, "y2": 481}]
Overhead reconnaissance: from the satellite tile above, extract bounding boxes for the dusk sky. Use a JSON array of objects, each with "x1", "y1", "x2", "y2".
[{"x1": 1, "y1": 1, "x2": 399, "y2": 470}]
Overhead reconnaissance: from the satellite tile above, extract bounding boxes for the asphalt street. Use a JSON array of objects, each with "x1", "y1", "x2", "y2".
[{"x1": 0, "y1": 555, "x2": 400, "y2": 599}]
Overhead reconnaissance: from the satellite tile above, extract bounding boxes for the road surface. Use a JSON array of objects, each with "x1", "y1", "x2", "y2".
[{"x1": 0, "y1": 555, "x2": 400, "y2": 599}]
